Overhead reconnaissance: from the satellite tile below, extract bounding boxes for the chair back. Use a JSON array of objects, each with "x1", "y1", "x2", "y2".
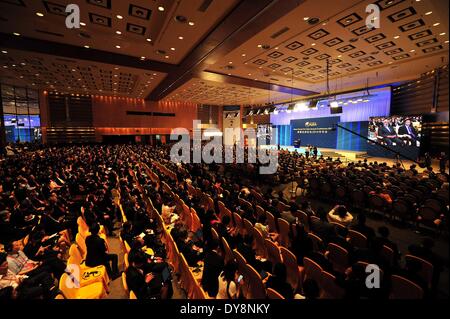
[
  {"x1": 320, "y1": 271, "x2": 345, "y2": 299},
  {"x1": 277, "y1": 218, "x2": 291, "y2": 248},
  {"x1": 348, "y1": 229, "x2": 368, "y2": 249},
  {"x1": 390, "y1": 275, "x2": 424, "y2": 299},
  {"x1": 381, "y1": 245, "x2": 395, "y2": 267},
  {"x1": 252, "y1": 227, "x2": 267, "y2": 258},
  {"x1": 264, "y1": 239, "x2": 282, "y2": 265},
  {"x1": 303, "y1": 257, "x2": 323, "y2": 284},
  {"x1": 233, "y1": 249, "x2": 247, "y2": 272},
  {"x1": 75, "y1": 233, "x2": 87, "y2": 258},
  {"x1": 191, "y1": 208, "x2": 202, "y2": 232},
  {"x1": 265, "y1": 211, "x2": 277, "y2": 233},
  {"x1": 280, "y1": 247, "x2": 300, "y2": 291},
  {"x1": 69, "y1": 244, "x2": 83, "y2": 264},
  {"x1": 59, "y1": 273, "x2": 77, "y2": 299},
  {"x1": 255, "y1": 205, "x2": 266, "y2": 219},
  {"x1": 243, "y1": 218, "x2": 254, "y2": 236},
  {"x1": 307, "y1": 232, "x2": 324, "y2": 252},
  {"x1": 245, "y1": 263, "x2": 266, "y2": 299},
  {"x1": 326, "y1": 243, "x2": 349, "y2": 273},
  {"x1": 221, "y1": 237, "x2": 234, "y2": 264},
  {"x1": 232, "y1": 212, "x2": 243, "y2": 236},
  {"x1": 129, "y1": 291, "x2": 137, "y2": 299},
  {"x1": 122, "y1": 272, "x2": 129, "y2": 295},
  {"x1": 405, "y1": 255, "x2": 433, "y2": 289},
  {"x1": 266, "y1": 288, "x2": 285, "y2": 299}
]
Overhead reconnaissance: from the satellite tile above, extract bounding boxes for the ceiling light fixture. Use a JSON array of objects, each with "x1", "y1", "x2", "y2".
[
  {"x1": 165, "y1": 55, "x2": 169, "y2": 59},
  {"x1": 188, "y1": 21, "x2": 195, "y2": 26},
  {"x1": 433, "y1": 23, "x2": 440, "y2": 26},
  {"x1": 115, "y1": 45, "x2": 121, "y2": 48},
  {"x1": 425, "y1": 11, "x2": 432, "y2": 15},
  {"x1": 394, "y1": 35, "x2": 400, "y2": 39},
  {"x1": 440, "y1": 32, "x2": 446, "y2": 36},
  {"x1": 303, "y1": 17, "x2": 309, "y2": 21},
  {"x1": 158, "y1": 6, "x2": 165, "y2": 11},
  {"x1": 116, "y1": 31, "x2": 122, "y2": 35},
  {"x1": 116, "y1": 15, "x2": 123, "y2": 19},
  {"x1": 170, "y1": 47, "x2": 175, "y2": 51},
  {"x1": 36, "y1": 12, "x2": 44, "y2": 17},
  {"x1": 178, "y1": 36, "x2": 184, "y2": 40},
  {"x1": 84, "y1": 45, "x2": 90, "y2": 48},
  {"x1": 13, "y1": 32, "x2": 20, "y2": 36},
  {"x1": 146, "y1": 38, "x2": 151, "y2": 42},
  {"x1": 1, "y1": 50, "x2": 7, "y2": 54},
  {"x1": 80, "y1": 22, "x2": 86, "y2": 26}
]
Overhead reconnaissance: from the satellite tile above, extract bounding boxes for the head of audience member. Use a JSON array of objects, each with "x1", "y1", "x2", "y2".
[
  {"x1": 221, "y1": 215, "x2": 231, "y2": 227},
  {"x1": 257, "y1": 214, "x2": 267, "y2": 225},
  {"x1": 89, "y1": 222, "x2": 101, "y2": 236},
  {"x1": 336, "y1": 205, "x2": 348, "y2": 218},
  {"x1": 243, "y1": 235, "x2": 253, "y2": 247},
  {"x1": 129, "y1": 249, "x2": 146, "y2": 270},
  {"x1": 222, "y1": 261, "x2": 238, "y2": 282}
]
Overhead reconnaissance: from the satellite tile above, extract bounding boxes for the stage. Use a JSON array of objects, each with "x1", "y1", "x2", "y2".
[{"x1": 262, "y1": 145, "x2": 442, "y2": 172}]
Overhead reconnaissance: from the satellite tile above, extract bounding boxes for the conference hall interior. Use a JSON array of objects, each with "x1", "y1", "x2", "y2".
[{"x1": 0, "y1": 0, "x2": 449, "y2": 301}]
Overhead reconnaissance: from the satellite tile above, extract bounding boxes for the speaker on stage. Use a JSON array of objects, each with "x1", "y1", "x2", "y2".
[{"x1": 293, "y1": 139, "x2": 301, "y2": 148}]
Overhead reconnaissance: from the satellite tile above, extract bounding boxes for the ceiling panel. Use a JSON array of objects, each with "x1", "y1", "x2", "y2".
[
  {"x1": 0, "y1": 49, "x2": 165, "y2": 98},
  {"x1": 0, "y1": 0, "x2": 239, "y2": 64}
]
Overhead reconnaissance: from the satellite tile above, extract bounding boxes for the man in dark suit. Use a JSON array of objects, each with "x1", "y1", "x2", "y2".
[
  {"x1": 126, "y1": 250, "x2": 164, "y2": 299},
  {"x1": 85, "y1": 222, "x2": 119, "y2": 278},
  {"x1": 201, "y1": 240, "x2": 224, "y2": 297},
  {"x1": 378, "y1": 119, "x2": 403, "y2": 146},
  {"x1": 398, "y1": 118, "x2": 418, "y2": 144}
]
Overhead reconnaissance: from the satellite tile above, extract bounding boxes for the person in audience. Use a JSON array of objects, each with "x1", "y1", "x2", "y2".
[
  {"x1": 375, "y1": 226, "x2": 399, "y2": 263},
  {"x1": 327, "y1": 205, "x2": 353, "y2": 227},
  {"x1": 408, "y1": 237, "x2": 444, "y2": 294},
  {"x1": 379, "y1": 118, "x2": 403, "y2": 146},
  {"x1": 126, "y1": 250, "x2": 167, "y2": 299},
  {"x1": 85, "y1": 223, "x2": 119, "y2": 279},
  {"x1": 290, "y1": 224, "x2": 313, "y2": 266},
  {"x1": 300, "y1": 201, "x2": 316, "y2": 216},
  {"x1": 216, "y1": 262, "x2": 240, "y2": 299},
  {"x1": 0, "y1": 252, "x2": 56, "y2": 299},
  {"x1": 370, "y1": 186, "x2": 393, "y2": 204},
  {"x1": 350, "y1": 214, "x2": 375, "y2": 240},
  {"x1": 201, "y1": 239, "x2": 224, "y2": 297},
  {"x1": 265, "y1": 263, "x2": 293, "y2": 299}
]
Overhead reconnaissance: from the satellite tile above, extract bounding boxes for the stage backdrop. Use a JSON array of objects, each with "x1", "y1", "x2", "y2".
[{"x1": 291, "y1": 116, "x2": 340, "y2": 148}]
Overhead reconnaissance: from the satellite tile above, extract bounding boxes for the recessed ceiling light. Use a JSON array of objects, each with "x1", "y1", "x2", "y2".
[
  {"x1": 303, "y1": 17, "x2": 309, "y2": 21},
  {"x1": 21, "y1": 62, "x2": 25, "y2": 65},
  {"x1": 425, "y1": 11, "x2": 432, "y2": 15},
  {"x1": 188, "y1": 21, "x2": 195, "y2": 26},
  {"x1": 311, "y1": 43, "x2": 316, "y2": 46},
  {"x1": 145, "y1": 38, "x2": 152, "y2": 42},
  {"x1": 84, "y1": 45, "x2": 90, "y2": 49},
  {"x1": 114, "y1": 74, "x2": 118, "y2": 77},
  {"x1": 394, "y1": 35, "x2": 400, "y2": 39},
  {"x1": 445, "y1": 40, "x2": 449, "y2": 44},
  {"x1": 337, "y1": 55, "x2": 342, "y2": 58},
  {"x1": 158, "y1": 6, "x2": 165, "y2": 11},
  {"x1": 242, "y1": 53, "x2": 246, "y2": 57},
  {"x1": 170, "y1": 47, "x2": 175, "y2": 51},
  {"x1": 153, "y1": 73, "x2": 157, "y2": 76},
  {"x1": 248, "y1": 73, "x2": 251, "y2": 76},
  {"x1": 114, "y1": 67, "x2": 119, "y2": 70},
  {"x1": 116, "y1": 15, "x2": 123, "y2": 19},
  {"x1": 165, "y1": 55, "x2": 169, "y2": 59},
  {"x1": 388, "y1": 62, "x2": 393, "y2": 64},
  {"x1": 13, "y1": 32, "x2": 20, "y2": 36},
  {"x1": 115, "y1": 45, "x2": 121, "y2": 48},
  {"x1": 433, "y1": 23, "x2": 440, "y2": 26},
  {"x1": 36, "y1": 12, "x2": 44, "y2": 17},
  {"x1": 72, "y1": 69, "x2": 76, "y2": 72},
  {"x1": 178, "y1": 36, "x2": 184, "y2": 40},
  {"x1": 1, "y1": 50, "x2": 7, "y2": 54},
  {"x1": 440, "y1": 32, "x2": 446, "y2": 36},
  {"x1": 410, "y1": 49, "x2": 415, "y2": 52},
  {"x1": 140, "y1": 56, "x2": 146, "y2": 60},
  {"x1": 116, "y1": 31, "x2": 122, "y2": 35}
]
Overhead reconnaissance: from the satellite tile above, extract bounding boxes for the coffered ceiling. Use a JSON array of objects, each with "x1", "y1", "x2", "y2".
[
  {"x1": 0, "y1": 0, "x2": 448, "y2": 104},
  {"x1": 0, "y1": 0, "x2": 239, "y2": 64},
  {"x1": 0, "y1": 48, "x2": 165, "y2": 97},
  {"x1": 205, "y1": 0, "x2": 449, "y2": 97}
]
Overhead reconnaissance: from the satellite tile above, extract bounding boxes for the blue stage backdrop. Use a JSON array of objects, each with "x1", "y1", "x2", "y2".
[
  {"x1": 337, "y1": 121, "x2": 369, "y2": 151},
  {"x1": 291, "y1": 116, "x2": 340, "y2": 148}
]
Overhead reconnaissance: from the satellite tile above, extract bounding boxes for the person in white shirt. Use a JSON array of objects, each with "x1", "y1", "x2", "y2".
[
  {"x1": 327, "y1": 205, "x2": 353, "y2": 227},
  {"x1": 216, "y1": 262, "x2": 241, "y2": 299}
]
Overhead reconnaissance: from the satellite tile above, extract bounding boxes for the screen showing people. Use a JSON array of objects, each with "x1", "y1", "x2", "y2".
[{"x1": 368, "y1": 116, "x2": 422, "y2": 149}]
